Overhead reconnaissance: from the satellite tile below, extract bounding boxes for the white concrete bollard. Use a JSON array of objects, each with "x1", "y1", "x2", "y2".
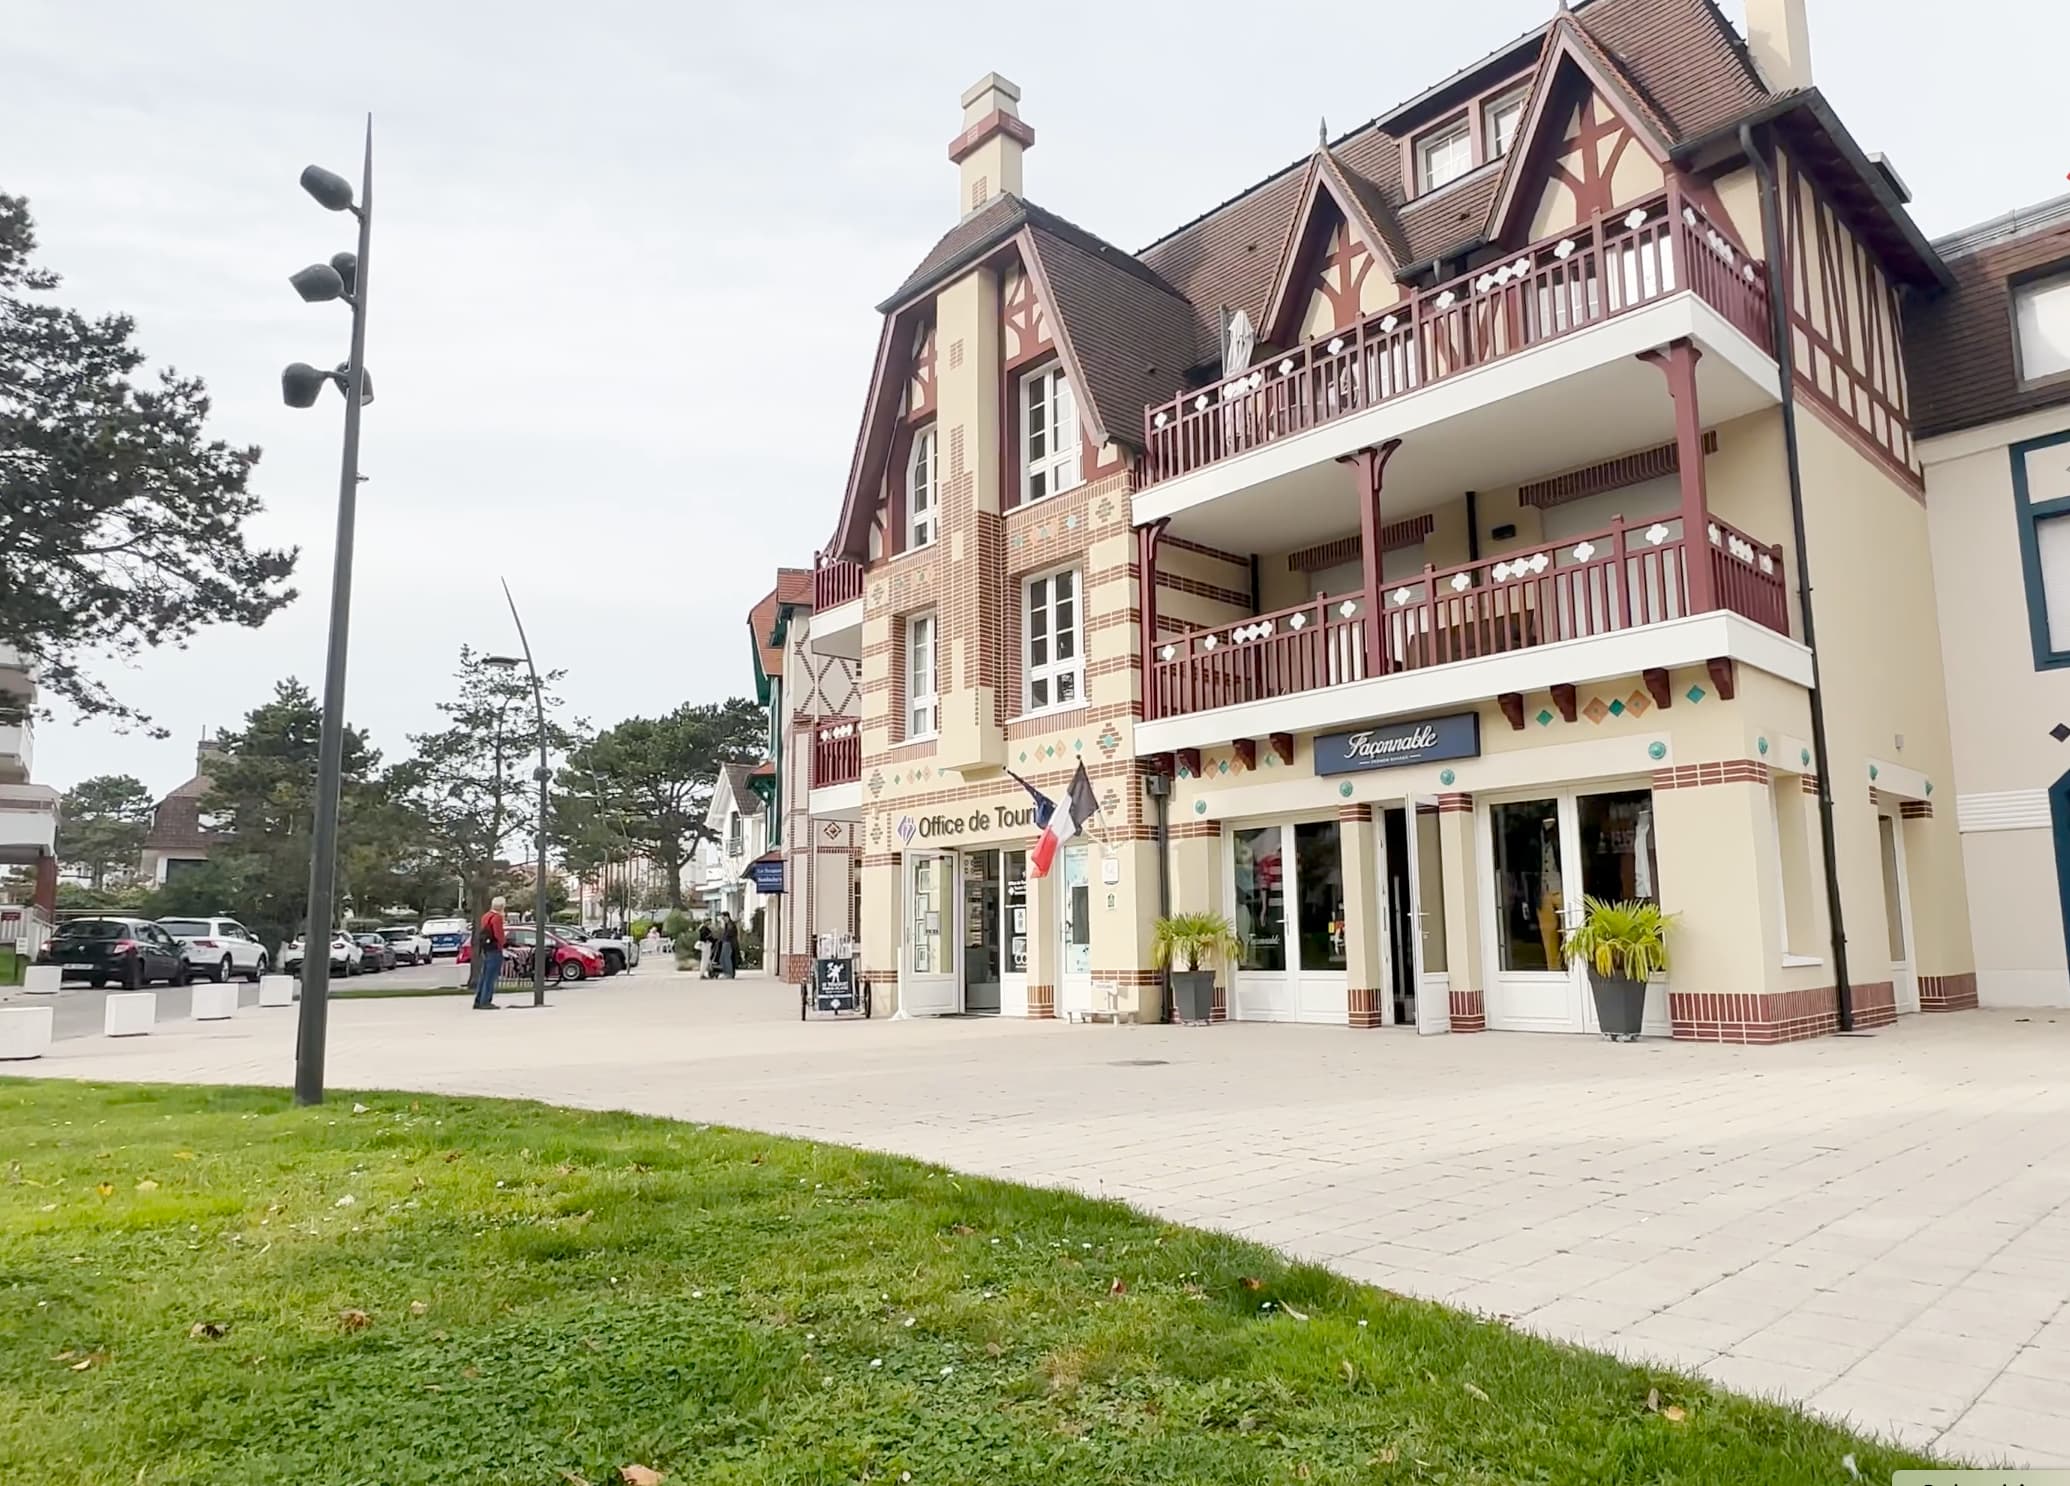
[
  {"x1": 22, "y1": 965, "x2": 61, "y2": 995},
  {"x1": 190, "y1": 982, "x2": 238, "y2": 1021},
  {"x1": 0, "y1": 1005, "x2": 54, "y2": 1059},
  {"x1": 104, "y1": 992, "x2": 156, "y2": 1038},
  {"x1": 258, "y1": 974, "x2": 296, "y2": 1008}
]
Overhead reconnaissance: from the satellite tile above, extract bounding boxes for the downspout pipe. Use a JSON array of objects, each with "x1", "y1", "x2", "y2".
[
  {"x1": 1145, "y1": 771, "x2": 1173, "y2": 1023},
  {"x1": 1741, "y1": 122, "x2": 1854, "y2": 1031}
]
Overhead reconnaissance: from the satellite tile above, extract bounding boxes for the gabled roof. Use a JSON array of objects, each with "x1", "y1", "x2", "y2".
[
  {"x1": 1257, "y1": 147, "x2": 1411, "y2": 344},
  {"x1": 746, "y1": 586, "x2": 783, "y2": 703},
  {"x1": 707, "y1": 762, "x2": 762, "y2": 829}
]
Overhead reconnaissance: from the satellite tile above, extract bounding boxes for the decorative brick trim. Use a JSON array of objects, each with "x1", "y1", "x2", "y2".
[
  {"x1": 1026, "y1": 983, "x2": 1056, "y2": 1019},
  {"x1": 1668, "y1": 981, "x2": 1894, "y2": 1043},
  {"x1": 1448, "y1": 988, "x2": 1486, "y2": 1031},
  {"x1": 1436, "y1": 792, "x2": 1474, "y2": 814},
  {"x1": 1156, "y1": 569, "x2": 1251, "y2": 608},
  {"x1": 1337, "y1": 803, "x2": 1374, "y2": 823},
  {"x1": 779, "y1": 953, "x2": 813, "y2": 984},
  {"x1": 1211, "y1": 984, "x2": 1228, "y2": 1023},
  {"x1": 1161, "y1": 533, "x2": 1249, "y2": 568},
  {"x1": 1286, "y1": 516, "x2": 1433, "y2": 573},
  {"x1": 1851, "y1": 981, "x2": 1898, "y2": 1028},
  {"x1": 1900, "y1": 799, "x2": 1933, "y2": 819},
  {"x1": 1169, "y1": 820, "x2": 1223, "y2": 839},
  {"x1": 1518, "y1": 430, "x2": 1718, "y2": 509},
  {"x1": 860, "y1": 852, "x2": 904, "y2": 868},
  {"x1": 1652, "y1": 759, "x2": 1769, "y2": 791},
  {"x1": 1801, "y1": 773, "x2": 1821, "y2": 795},
  {"x1": 1348, "y1": 987, "x2": 1385, "y2": 1028},
  {"x1": 1919, "y1": 972, "x2": 1978, "y2": 1012}
]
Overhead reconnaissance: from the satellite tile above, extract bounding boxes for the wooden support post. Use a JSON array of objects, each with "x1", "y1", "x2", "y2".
[
  {"x1": 1550, "y1": 683, "x2": 1578, "y2": 723},
  {"x1": 1232, "y1": 737, "x2": 1257, "y2": 772},
  {"x1": 1176, "y1": 747, "x2": 1202, "y2": 778},
  {"x1": 1643, "y1": 667, "x2": 1674, "y2": 711},
  {"x1": 1705, "y1": 656, "x2": 1737, "y2": 701},
  {"x1": 1268, "y1": 732, "x2": 1295, "y2": 766},
  {"x1": 1342, "y1": 439, "x2": 1402, "y2": 673},
  {"x1": 1136, "y1": 518, "x2": 1170, "y2": 720},
  {"x1": 1637, "y1": 338, "x2": 1716, "y2": 613},
  {"x1": 1497, "y1": 692, "x2": 1526, "y2": 732}
]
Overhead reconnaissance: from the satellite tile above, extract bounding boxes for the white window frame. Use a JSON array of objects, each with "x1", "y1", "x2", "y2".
[
  {"x1": 1483, "y1": 86, "x2": 1530, "y2": 161},
  {"x1": 727, "y1": 811, "x2": 743, "y2": 858},
  {"x1": 2013, "y1": 271, "x2": 2070, "y2": 385},
  {"x1": 1417, "y1": 117, "x2": 1473, "y2": 194},
  {"x1": 906, "y1": 424, "x2": 937, "y2": 550},
  {"x1": 1022, "y1": 566, "x2": 1084, "y2": 716},
  {"x1": 1020, "y1": 363, "x2": 1081, "y2": 505},
  {"x1": 906, "y1": 611, "x2": 938, "y2": 740}
]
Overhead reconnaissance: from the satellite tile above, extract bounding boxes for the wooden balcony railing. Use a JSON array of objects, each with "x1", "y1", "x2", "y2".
[
  {"x1": 812, "y1": 557, "x2": 864, "y2": 611},
  {"x1": 811, "y1": 718, "x2": 860, "y2": 789},
  {"x1": 1142, "y1": 187, "x2": 1771, "y2": 485},
  {"x1": 1146, "y1": 516, "x2": 1787, "y2": 721}
]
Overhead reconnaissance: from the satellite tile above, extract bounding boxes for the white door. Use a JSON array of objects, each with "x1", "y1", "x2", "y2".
[
  {"x1": 1227, "y1": 820, "x2": 1350, "y2": 1024},
  {"x1": 1405, "y1": 796, "x2": 1452, "y2": 1035},
  {"x1": 1879, "y1": 812, "x2": 1920, "y2": 1014},
  {"x1": 902, "y1": 850, "x2": 960, "y2": 1016},
  {"x1": 1056, "y1": 843, "x2": 1094, "y2": 1017}
]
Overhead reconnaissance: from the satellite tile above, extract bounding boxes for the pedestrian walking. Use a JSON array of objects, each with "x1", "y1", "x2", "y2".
[
  {"x1": 717, "y1": 913, "x2": 739, "y2": 979},
  {"x1": 696, "y1": 921, "x2": 715, "y2": 978},
  {"x1": 473, "y1": 896, "x2": 508, "y2": 1010}
]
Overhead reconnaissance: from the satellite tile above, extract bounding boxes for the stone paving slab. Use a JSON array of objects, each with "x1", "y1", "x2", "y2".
[{"x1": 10, "y1": 973, "x2": 2069, "y2": 1465}]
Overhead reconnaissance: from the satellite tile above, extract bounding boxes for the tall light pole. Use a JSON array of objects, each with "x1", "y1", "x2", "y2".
[
  {"x1": 486, "y1": 580, "x2": 550, "y2": 1009},
  {"x1": 284, "y1": 118, "x2": 375, "y2": 1107}
]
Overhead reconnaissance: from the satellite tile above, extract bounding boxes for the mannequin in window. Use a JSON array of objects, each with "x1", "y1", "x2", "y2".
[{"x1": 1536, "y1": 814, "x2": 1564, "y2": 967}]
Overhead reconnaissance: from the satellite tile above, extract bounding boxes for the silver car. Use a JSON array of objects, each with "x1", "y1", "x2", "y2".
[{"x1": 157, "y1": 916, "x2": 272, "y2": 983}]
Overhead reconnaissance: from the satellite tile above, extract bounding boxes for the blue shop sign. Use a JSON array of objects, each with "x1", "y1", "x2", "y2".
[
  {"x1": 1314, "y1": 713, "x2": 1480, "y2": 775},
  {"x1": 748, "y1": 857, "x2": 785, "y2": 894}
]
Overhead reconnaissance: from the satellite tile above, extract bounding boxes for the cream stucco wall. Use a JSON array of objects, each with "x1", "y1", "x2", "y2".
[{"x1": 1922, "y1": 410, "x2": 2070, "y2": 1005}]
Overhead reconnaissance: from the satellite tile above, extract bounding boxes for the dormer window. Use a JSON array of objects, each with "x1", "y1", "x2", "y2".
[
  {"x1": 907, "y1": 424, "x2": 938, "y2": 549},
  {"x1": 1417, "y1": 118, "x2": 1473, "y2": 194},
  {"x1": 1021, "y1": 363, "x2": 1080, "y2": 504},
  {"x1": 1483, "y1": 86, "x2": 1530, "y2": 161},
  {"x1": 2014, "y1": 269, "x2": 2070, "y2": 385}
]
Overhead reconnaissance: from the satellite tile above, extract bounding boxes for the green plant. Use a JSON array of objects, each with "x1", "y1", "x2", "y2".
[
  {"x1": 661, "y1": 909, "x2": 691, "y2": 943},
  {"x1": 1150, "y1": 911, "x2": 1245, "y2": 972},
  {"x1": 1561, "y1": 896, "x2": 1676, "y2": 979},
  {"x1": 630, "y1": 917, "x2": 653, "y2": 941}
]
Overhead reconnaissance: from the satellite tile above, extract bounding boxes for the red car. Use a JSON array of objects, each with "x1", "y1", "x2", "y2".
[{"x1": 457, "y1": 926, "x2": 604, "y2": 984}]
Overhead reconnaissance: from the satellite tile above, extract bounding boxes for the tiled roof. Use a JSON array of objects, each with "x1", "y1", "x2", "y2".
[
  {"x1": 882, "y1": 193, "x2": 1025, "y2": 310},
  {"x1": 1908, "y1": 198, "x2": 2070, "y2": 440},
  {"x1": 774, "y1": 567, "x2": 813, "y2": 608},
  {"x1": 1028, "y1": 224, "x2": 1202, "y2": 446},
  {"x1": 746, "y1": 587, "x2": 782, "y2": 682}
]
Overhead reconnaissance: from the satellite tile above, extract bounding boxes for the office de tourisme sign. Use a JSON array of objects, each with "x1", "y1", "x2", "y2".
[{"x1": 1313, "y1": 712, "x2": 1480, "y2": 775}]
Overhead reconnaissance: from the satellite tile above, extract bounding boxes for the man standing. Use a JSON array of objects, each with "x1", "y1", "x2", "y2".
[
  {"x1": 717, "y1": 912, "x2": 738, "y2": 978},
  {"x1": 473, "y1": 895, "x2": 508, "y2": 1010}
]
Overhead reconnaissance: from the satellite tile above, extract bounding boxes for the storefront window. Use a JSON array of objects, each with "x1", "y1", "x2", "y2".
[
  {"x1": 1576, "y1": 790, "x2": 1658, "y2": 904},
  {"x1": 909, "y1": 853, "x2": 949, "y2": 975},
  {"x1": 1232, "y1": 826, "x2": 1286, "y2": 971},
  {"x1": 1061, "y1": 844, "x2": 1091, "y2": 976},
  {"x1": 1414, "y1": 804, "x2": 1448, "y2": 972},
  {"x1": 1004, "y1": 850, "x2": 1028, "y2": 973},
  {"x1": 1492, "y1": 799, "x2": 1562, "y2": 971},
  {"x1": 1294, "y1": 821, "x2": 1347, "y2": 971}
]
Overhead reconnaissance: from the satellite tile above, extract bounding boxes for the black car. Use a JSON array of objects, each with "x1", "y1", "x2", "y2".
[
  {"x1": 352, "y1": 933, "x2": 397, "y2": 971},
  {"x1": 37, "y1": 917, "x2": 187, "y2": 989}
]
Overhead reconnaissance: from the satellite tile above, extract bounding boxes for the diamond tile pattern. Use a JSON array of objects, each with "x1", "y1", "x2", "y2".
[{"x1": 1583, "y1": 697, "x2": 1611, "y2": 725}]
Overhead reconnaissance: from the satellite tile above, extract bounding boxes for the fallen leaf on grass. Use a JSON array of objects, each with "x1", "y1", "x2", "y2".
[
  {"x1": 1371, "y1": 1448, "x2": 1398, "y2": 1465},
  {"x1": 1108, "y1": 1278, "x2": 1128, "y2": 1295},
  {"x1": 188, "y1": 1322, "x2": 229, "y2": 1341},
  {"x1": 1662, "y1": 1404, "x2": 1686, "y2": 1423},
  {"x1": 1240, "y1": 1277, "x2": 1263, "y2": 1292},
  {"x1": 1645, "y1": 1387, "x2": 1660, "y2": 1413},
  {"x1": 461, "y1": 1366, "x2": 480, "y2": 1379},
  {"x1": 95, "y1": 1182, "x2": 114, "y2": 1198},
  {"x1": 619, "y1": 1466, "x2": 663, "y2": 1485},
  {"x1": 338, "y1": 1310, "x2": 370, "y2": 1333},
  {"x1": 555, "y1": 1163, "x2": 575, "y2": 1177},
  {"x1": 1341, "y1": 1359, "x2": 1356, "y2": 1384},
  {"x1": 559, "y1": 1473, "x2": 592, "y2": 1486},
  {"x1": 350, "y1": 1103, "x2": 369, "y2": 1115},
  {"x1": 70, "y1": 1357, "x2": 95, "y2": 1371},
  {"x1": 134, "y1": 1178, "x2": 159, "y2": 1192},
  {"x1": 408, "y1": 1301, "x2": 428, "y2": 1317},
  {"x1": 1279, "y1": 1301, "x2": 1310, "y2": 1322},
  {"x1": 443, "y1": 1151, "x2": 462, "y2": 1163},
  {"x1": 1462, "y1": 1381, "x2": 1489, "y2": 1402}
]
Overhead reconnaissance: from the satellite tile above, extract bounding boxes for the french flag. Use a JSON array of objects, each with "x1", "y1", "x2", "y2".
[{"x1": 1010, "y1": 761, "x2": 1100, "y2": 879}]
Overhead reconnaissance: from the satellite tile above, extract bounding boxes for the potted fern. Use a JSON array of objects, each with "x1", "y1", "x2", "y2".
[
  {"x1": 1562, "y1": 896, "x2": 1674, "y2": 1041},
  {"x1": 1151, "y1": 911, "x2": 1244, "y2": 1025}
]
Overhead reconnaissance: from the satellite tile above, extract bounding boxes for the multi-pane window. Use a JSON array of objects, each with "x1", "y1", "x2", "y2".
[
  {"x1": 2014, "y1": 429, "x2": 2070, "y2": 669},
  {"x1": 1484, "y1": 87, "x2": 1529, "y2": 160},
  {"x1": 906, "y1": 611, "x2": 938, "y2": 737},
  {"x1": 1023, "y1": 568, "x2": 1081, "y2": 712},
  {"x1": 727, "y1": 811, "x2": 743, "y2": 857},
  {"x1": 906, "y1": 425, "x2": 937, "y2": 549},
  {"x1": 2032, "y1": 511, "x2": 2070, "y2": 657},
  {"x1": 1021, "y1": 365, "x2": 1080, "y2": 504},
  {"x1": 2014, "y1": 273, "x2": 2070, "y2": 384},
  {"x1": 1417, "y1": 119, "x2": 1473, "y2": 193}
]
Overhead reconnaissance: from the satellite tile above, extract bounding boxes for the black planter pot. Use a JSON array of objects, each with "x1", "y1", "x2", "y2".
[
  {"x1": 1588, "y1": 968, "x2": 1647, "y2": 1041},
  {"x1": 1171, "y1": 970, "x2": 1217, "y2": 1024}
]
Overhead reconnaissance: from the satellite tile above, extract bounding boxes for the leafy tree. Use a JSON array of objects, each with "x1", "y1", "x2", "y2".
[
  {"x1": 391, "y1": 648, "x2": 572, "y2": 923},
  {"x1": 0, "y1": 192, "x2": 296, "y2": 731},
  {"x1": 55, "y1": 773, "x2": 154, "y2": 887},
  {"x1": 561, "y1": 699, "x2": 765, "y2": 909},
  {"x1": 199, "y1": 679, "x2": 385, "y2": 949},
  {"x1": 501, "y1": 871, "x2": 572, "y2": 922}
]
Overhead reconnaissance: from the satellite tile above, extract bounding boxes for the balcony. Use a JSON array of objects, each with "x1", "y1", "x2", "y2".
[
  {"x1": 1138, "y1": 514, "x2": 1798, "y2": 751},
  {"x1": 0, "y1": 782, "x2": 58, "y2": 859},
  {"x1": 808, "y1": 717, "x2": 861, "y2": 819},
  {"x1": 811, "y1": 557, "x2": 864, "y2": 661},
  {"x1": 0, "y1": 721, "x2": 30, "y2": 784},
  {"x1": 1134, "y1": 191, "x2": 1779, "y2": 549}
]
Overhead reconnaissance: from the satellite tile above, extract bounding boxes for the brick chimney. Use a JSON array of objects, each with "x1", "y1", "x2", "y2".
[
  {"x1": 947, "y1": 73, "x2": 1033, "y2": 217},
  {"x1": 1744, "y1": 0, "x2": 1813, "y2": 91}
]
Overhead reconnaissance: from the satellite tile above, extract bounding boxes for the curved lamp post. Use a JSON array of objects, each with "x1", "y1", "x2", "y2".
[
  {"x1": 286, "y1": 119, "x2": 374, "y2": 1108},
  {"x1": 485, "y1": 579, "x2": 550, "y2": 1009}
]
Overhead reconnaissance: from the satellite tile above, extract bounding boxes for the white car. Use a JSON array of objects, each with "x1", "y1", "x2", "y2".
[
  {"x1": 379, "y1": 927, "x2": 432, "y2": 965},
  {"x1": 282, "y1": 932, "x2": 365, "y2": 977},
  {"x1": 422, "y1": 916, "x2": 469, "y2": 959},
  {"x1": 157, "y1": 916, "x2": 272, "y2": 983},
  {"x1": 552, "y1": 923, "x2": 639, "y2": 975}
]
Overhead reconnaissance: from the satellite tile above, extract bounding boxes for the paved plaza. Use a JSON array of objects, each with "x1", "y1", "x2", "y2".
[{"x1": 11, "y1": 970, "x2": 2070, "y2": 1464}]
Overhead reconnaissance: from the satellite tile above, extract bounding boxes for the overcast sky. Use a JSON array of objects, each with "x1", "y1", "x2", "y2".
[{"x1": 8, "y1": 0, "x2": 2062, "y2": 800}]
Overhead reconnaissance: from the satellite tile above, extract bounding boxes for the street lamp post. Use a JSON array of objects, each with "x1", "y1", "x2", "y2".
[
  {"x1": 283, "y1": 118, "x2": 375, "y2": 1108},
  {"x1": 486, "y1": 580, "x2": 549, "y2": 1009}
]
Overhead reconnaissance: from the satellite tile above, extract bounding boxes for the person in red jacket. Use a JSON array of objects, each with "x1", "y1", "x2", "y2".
[{"x1": 473, "y1": 896, "x2": 508, "y2": 1010}]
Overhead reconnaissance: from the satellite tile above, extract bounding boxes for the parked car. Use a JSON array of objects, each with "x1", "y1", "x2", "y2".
[
  {"x1": 282, "y1": 932, "x2": 364, "y2": 977},
  {"x1": 458, "y1": 926, "x2": 605, "y2": 984},
  {"x1": 156, "y1": 916, "x2": 272, "y2": 983},
  {"x1": 36, "y1": 917, "x2": 187, "y2": 989},
  {"x1": 353, "y1": 933, "x2": 397, "y2": 971},
  {"x1": 422, "y1": 916, "x2": 469, "y2": 958},
  {"x1": 380, "y1": 927, "x2": 431, "y2": 965},
  {"x1": 551, "y1": 923, "x2": 638, "y2": 975}
]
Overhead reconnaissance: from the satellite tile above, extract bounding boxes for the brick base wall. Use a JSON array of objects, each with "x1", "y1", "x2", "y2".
[
  {"x1": 1851, "y1": 981, "x2": 1897, "y2": 1029},
  {"x1": 1448, "y1": 989, "x2": 1486, "y2": 1032},
  {"x1": 780, "y1": 953, "x2": 813, "y2": 984},
  {"x1": 1212, "y1": 985, "x2": 1228, "y2": 1023},
  {"x1": 1026, "y1": 984, "x2": 1055, "y2": 1019},
  {"x1": 1348, "y1": 987, "x2": 1384, "y2": 1028},
  {"x1": 1669, "y1": 982, "x2": 1895, "y2": 1044},
  {"x1": 1919, "y1": 972, "x2": 1979, "y2": 1012}
]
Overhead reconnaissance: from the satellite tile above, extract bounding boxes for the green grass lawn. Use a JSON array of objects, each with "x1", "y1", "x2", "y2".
[{"x1": 0, "y1": 1079, "x2": 1935, "y2": 1485}]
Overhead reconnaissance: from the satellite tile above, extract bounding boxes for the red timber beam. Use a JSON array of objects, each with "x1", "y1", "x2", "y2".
[
  {"x1": 1636, "y1": 339, "x2": 1717, "y2": 614},
  {"x1": 1136, "y1": 517, "x2": 1171, "y2": 720},
  {"x1": 1340, "y1": 439, "x2": 1402, "y2": 667}
]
